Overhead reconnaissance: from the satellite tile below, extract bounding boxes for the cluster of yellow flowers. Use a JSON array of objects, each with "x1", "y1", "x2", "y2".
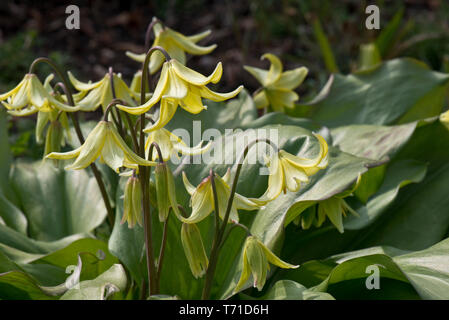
[{"x1": 0, "y1": 17, "x2": 329, "y2": 293}]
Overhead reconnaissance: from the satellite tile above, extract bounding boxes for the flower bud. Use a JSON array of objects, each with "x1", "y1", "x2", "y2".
[
  {"x1": 44, "y1": 120, "x2": 64, "y2": 156},
  {"x1": 181, "y1": 223, "x2": 208, "y2": 279},
  {"x1": 121, "y1": 176, "x2": 143, "y2": 228},
  {"x1": 155, "y1": 162, "x2": 180, "y2": 222}
]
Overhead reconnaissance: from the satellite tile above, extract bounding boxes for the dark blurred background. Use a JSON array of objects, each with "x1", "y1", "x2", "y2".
[
  {"x1": 0, "y1": 0, "x2": 448, "y2": 156},
  {"x1": 0, "y1": 0, "x2": 448, "y2": 91}
]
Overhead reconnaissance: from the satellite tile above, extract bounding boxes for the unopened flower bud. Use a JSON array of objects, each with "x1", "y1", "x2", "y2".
[
  {"x1": 121, "y1": 176, "x2": 143, "y2": 228},
  {"x1": 181, "y1": 223, "x2": 208, "y2": 279},
  {"x1": 155, "y1": 162, "x2": 180, "y2": 222},
  {"x1": 44, "y1": 120, "x2": 64, "y2": 156}
]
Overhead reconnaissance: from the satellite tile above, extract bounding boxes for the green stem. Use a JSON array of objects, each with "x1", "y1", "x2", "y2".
[
  {"x1": 137, "y1": 47, "x2": 171, "y2": 298},
  {"x1": 40, "y1": 68, "x2": 114, "y2": 227},
  {"x1": 201, "y1": 138, "x2": 277, "y2": 299}
]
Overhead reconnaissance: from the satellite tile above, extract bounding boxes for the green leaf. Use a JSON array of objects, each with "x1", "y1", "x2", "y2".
[
  {"x1": 304, "y1": 58, "x2": 449, "y2": 128},
  {"x1": 312, "y1": 17, "x2": 339, "y2": 73},
  {"x1": 260, "y1": 280, "x2": 334, "y2": 300},
  {"x1": 60, "y1": 264, "x2": 127, "y2": 300},
  {"x1": 10, "y1": 160, "x2": 107, "y2": 241},
  {"x1": 345, "y1": 159, "x2": 427, "y2": 230}
]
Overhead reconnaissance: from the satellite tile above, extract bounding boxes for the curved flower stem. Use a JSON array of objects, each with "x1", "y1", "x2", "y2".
[
  {"x1": 201, "y1": 138, "x2": 278, "y2": 299},
  {"x1": 35, "y1": 61, "x2": 114, "y2": 227},
  {"x1": 219, "y1": 222, "x2": 252, "y2": 251},
  {"x1": 144, "y1": 17, "x2": 163, "y2": 52},
  {"x1": 108, "y1": 67, "x2": 125, "y2": 137}
]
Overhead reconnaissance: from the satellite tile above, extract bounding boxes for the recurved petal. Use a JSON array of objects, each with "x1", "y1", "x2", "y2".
[
  {"x1": 281, "y1": 133, "x2": 329, "y2": 171},
  {"x1": 180, "y1": 89, "x2": 207, "y2": 114},
  {"x1": 0, "y1": 77, "x2": 27, "y2": 101},
  {"x1": 259, "y1": 239, "x2": 299, "y2": 269},
  {"x1": 274, "y1": 67, "x2": 308, "y2": 90},
  {"x1": 167, "y1": 28, "x2": 217, "y2": 55},
  {"x1": 173, "y1": 139, "x2": 211, "y2": 157},
  {"x1": 199, "y1": 85, "x2": 243, "y2": 102},
  {"x1": 46, "y1": 145, "x2": 82, "y2": 160},
  {"x1": 43, "y1": 73, "x2": 55, "y2": 92},
  {"x1": 234, "y1": 193, "x2": 262, "y2": 211},
  {"x1": 125, "y1": 51, "x2": 146, "y2": 63},
  {"x1": 3, "y1": 78, "x2": 29, "y2": 109},
  {"x1": 7, "y1": 106, "x2": 38, "y2": 117},
  {"x1": 149, "y1": 50, "x2": 167, "y2": 75},
  {"x1": 117, "y1": 62, "x2": 170, "y2": 115},
  {"x1": 171, "y1": 60, "x2": 222, "y2": 85},
  {"x1": 243, "y1": 65, "x2": 269, "y2": 87},
  {"x1": 67, "y1": 71, "x2": 102, "y2": 91},
  {"x1": 143, "y1": 98, "x2": 178, "y2": 132},
  {"x1": 187, "y1": 29, "x2": 212, "y2": 42},
  {"x1": 182, "y1": 172, "x2": 196, "y2": 195},
  {"x1": 262, "y1": 53, "x2": 283, "y2": 84}
]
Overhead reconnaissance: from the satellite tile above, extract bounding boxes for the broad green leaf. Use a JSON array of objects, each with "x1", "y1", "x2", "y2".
[
  {"x1": 344, "y1": 159, "x2": 427, "y2": 229},
  {"x1": 304, "y1": 58, "x2": 449, "y2": 127},
  {"x1": 10, "y1": 160, "x2": 107, "y2": 241},
  {"x1": 60, "y1": 264, "x2": 127, "y2": 300}
]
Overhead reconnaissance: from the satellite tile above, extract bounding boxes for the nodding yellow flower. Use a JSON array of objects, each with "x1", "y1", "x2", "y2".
[
  {"x1": 145, "y1": 127, "x2": 211, "y2": 161},
  {"x1": 46, "y1": 121, "x2": 156, "y2": 172},
  {"x1": 440, "y1": 110, "x2": 449, "y2": 130},
  {"x1": 244, "y1": 53, "x2": 308, "y2": 112},
  {"x1": 126, "y1": 18, "x2": 216, "y2": 74},
  {"x1": 234, "y1": 236, "x2": 298, "y2": 293},
  {"x1": 117, "y1": 59, "x2": 243, "y2": 131},
  {"x1": 0, "y1": 73, "x2": 80, "y2": 114},
  {"x1": 252, "y1": 134, "x2": 329, "y2": 204},
  {"x1": 67, "y1": 71, "x2": 139, "y2": 112},
  {"x1": 181, "y1": 169, "x2": 261, "y2": 224},
  {"x1": 121, "y1": 176, "x2": 143, "y2": 229},
  {"x1": 181, "y1": 223, "x2": 209, "y2": 279}
]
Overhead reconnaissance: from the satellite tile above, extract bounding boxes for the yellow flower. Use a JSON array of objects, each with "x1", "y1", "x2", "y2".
[
  {"x1": 0, "y1": 74, "x2": 79, "y2": 113},
  {"x1": 181, "y1": 223, "x2": 209, "y2": 279},
  {"x1": 181, "y1": 169, "x2": 261, "y2": 224},
  {"x1": 244, "y1": 53, "x2": 308, "y2": 112},
  {"x1": 126, "y1": 18, "x2": 216, "y2": 74},
  {"x1": 253, "y1": 134, "x2": 329, "y2": 204},
  {"x1": 234, "y1": 236, "x2": 298, "y2": 293},
  {"x1": 145, "y1": 127, "x2": 210, "y2": 161},
  {"x1": 121, "y1": 176, "x2": 143, "y2": 228},
  {"x1": 117, "y1": 58, "x2": 243, "y2": 131},
  {"x1": 67, "y1": 71, "x2": 139, "y2": 111},
  {"x1": 46, "y1": 121, "x2": 156, "y2": 172}
]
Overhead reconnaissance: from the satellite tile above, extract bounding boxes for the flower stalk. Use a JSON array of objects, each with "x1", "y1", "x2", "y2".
[
  {"x1": 201, "y1": 139, "x2": 277, "y2": 299},
  {"x1": 29, "y1": 57, "x2": 115, "y2": 226}
]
